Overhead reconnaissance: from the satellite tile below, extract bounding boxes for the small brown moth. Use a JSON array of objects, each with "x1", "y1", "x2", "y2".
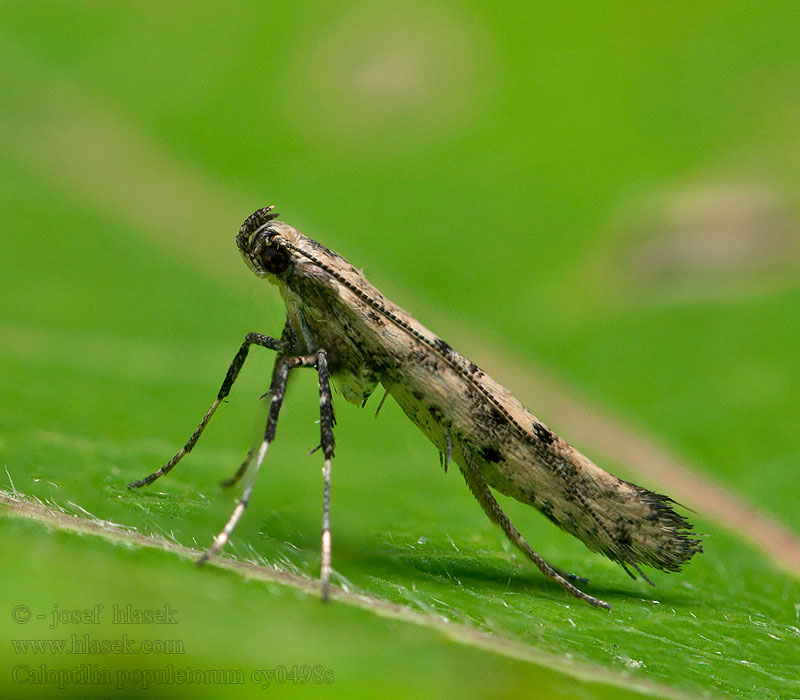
[{"x1": 129, "y1": 206, "x2": 702, "y2": 609}]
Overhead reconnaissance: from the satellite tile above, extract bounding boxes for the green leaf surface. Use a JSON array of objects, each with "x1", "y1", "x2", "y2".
[{"x1": 1, "y1": 3, "x2": 799, "y2": 699}]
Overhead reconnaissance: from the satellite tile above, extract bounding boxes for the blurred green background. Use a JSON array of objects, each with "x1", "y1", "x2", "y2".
[{"x1": 1, "y1": 2, "x2": 798, "y2": 699}]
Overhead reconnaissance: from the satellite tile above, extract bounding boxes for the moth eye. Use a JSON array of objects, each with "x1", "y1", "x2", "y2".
[{"x1": 258, "y1": 242, "x2": 291, "y2": 274}]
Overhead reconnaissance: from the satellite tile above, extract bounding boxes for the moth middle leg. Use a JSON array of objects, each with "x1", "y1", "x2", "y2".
[{"x1": 459, "y1": 448, "x2": 611, "y2": 610}]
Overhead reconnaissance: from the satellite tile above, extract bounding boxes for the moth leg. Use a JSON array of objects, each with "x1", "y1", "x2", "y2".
[
  {"x1": 315, "y1": 349, "x2": 335, "y2": 600},
  {"x1": 128, "y1": 332, "x2": 287, "y2": 489},
  {"x1": 373, "y1": 386, "x2": 390, "y2": 417},
  {"x1": 459, "y1": 449, "x2": 611, "y2": 610},
  {"x1": 198, "y1": 352, "x2": 318, "y2": 564},
  {"x1": 221, "y1": 319, "x2": 306, "y2": 489},
  {"x1": 220, "y1": 448, "x2": 254, "y2": 489}
]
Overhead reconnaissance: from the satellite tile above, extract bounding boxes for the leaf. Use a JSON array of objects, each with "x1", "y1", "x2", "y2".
[{"x1": 2, "y1": 5, "x2": 799, "y2": 698}]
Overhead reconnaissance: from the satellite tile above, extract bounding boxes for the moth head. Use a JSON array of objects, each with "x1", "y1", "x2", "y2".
[{"x1": 236, "y1": 206, "x2": 293, "y2": 278}]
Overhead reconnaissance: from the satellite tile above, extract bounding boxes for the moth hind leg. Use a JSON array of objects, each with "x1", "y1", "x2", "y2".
[{"x1": 459, "y1": 448, "x2": 610, "y2": 610}]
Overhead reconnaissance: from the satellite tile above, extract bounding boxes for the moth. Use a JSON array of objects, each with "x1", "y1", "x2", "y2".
[{"x1": 129, "y1": 206, "x2": 702, "y2": 609}]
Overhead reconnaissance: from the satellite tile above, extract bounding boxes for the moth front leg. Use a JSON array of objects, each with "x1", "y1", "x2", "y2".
[{"x1": 127, "y1": 332, "x2": 287, "y2": 489}]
